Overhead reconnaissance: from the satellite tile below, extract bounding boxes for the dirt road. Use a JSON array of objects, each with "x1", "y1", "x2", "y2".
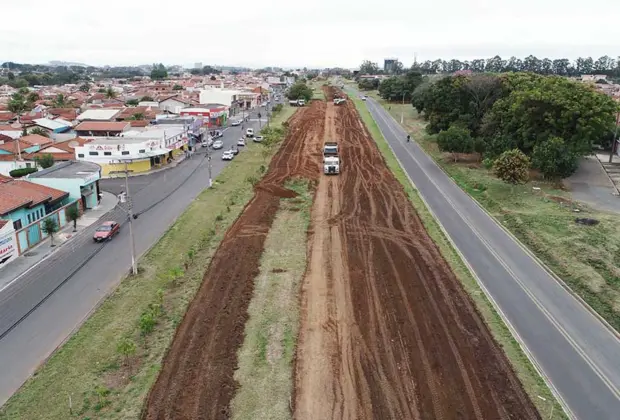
[
  {"x1": 142, "y1": 102, "x2": 324, "y2": 420},
  {"x1": 293, "y1": 87, "x2": 540, "y2": 419}
]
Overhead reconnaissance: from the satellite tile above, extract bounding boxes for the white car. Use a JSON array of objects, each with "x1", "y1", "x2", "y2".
[
  {"x1": 231, "y1": 119, "x2": 241, "y2": 126},
  {"x1": 212, "y1": 140, "x2": 224, "y2": 150},
  {"x1": 246, "y1": 128, "x2": 254, "y2": 138},
  {"x1": 222, "y1": 150, "x2": 234, "y2": 160},
  {"x1": 237, "y1": 138, "x2": 246, "y2": 147},
  {"x1": 253, "y1": 135, "x2": 264, "y2": 143}
]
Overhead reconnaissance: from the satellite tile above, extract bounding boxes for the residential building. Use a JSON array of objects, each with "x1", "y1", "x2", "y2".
[
  {"x1": 0, "y1": 125, "x2": 22, "y2": 140},
  {"x1": 20, "y1": 134, "x2": 53, "y2": 148},
  {"x1": 28, "y1": 161, "x2": 101, "y2": 210},
  {"x1": 26, "y1": 137, "x2": 91, "y2": 162},
  {"x1": 0, "y1": 177, "x2": 72, "y2": 254},
  {"x1": 76, "y1": 109, "x2": 122, "y2": 121},
  {"x1": 32, "y1": 118, "x2": 73, "y2": 135},
  {"x1": 199, "y1": 88, "x2": 242, "y2": 116},
  {"x1": 158, "y1": 95, "x2": 194, "y2": 113},
  {"x1": 74, "y1": 121, "x2": 130, "y2": 137}
]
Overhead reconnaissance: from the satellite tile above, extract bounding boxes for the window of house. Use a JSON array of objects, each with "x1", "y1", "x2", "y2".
[
  {"x1": 25, "y1": 162, "x2": 32, "y2": 168},
  {"x1": 78, "y1": 153, "x2": 85, "y2": 158},
  {"x1": 122, "y1": 151, "x2": 130, "y2": 155},
  {"x1": 104, "y1": 151, "x2": 112, "y2": 156},
  {"x1": 13, "y1": 220, "x2": 22, "y2": 230},
  {"x1": 139, "y1": 149, "x2": 145, "y2": 154},
  {"x1": 89, "y1": 151, "x2": 98, "y2": 156},
  {"x1": 28, "y1": 214, "x2": 32, "y2": 224}
]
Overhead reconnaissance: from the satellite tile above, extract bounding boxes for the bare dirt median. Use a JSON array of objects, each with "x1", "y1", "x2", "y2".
[
  {"x1": 293, "y1": 87, "x2": 540, "y2": 419},
  {"x1": 142, "y1": 101, "x2": 325, "y2": 420}
]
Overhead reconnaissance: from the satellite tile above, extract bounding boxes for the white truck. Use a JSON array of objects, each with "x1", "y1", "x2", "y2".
[
  {"x1": 288, "y1": 99, "x2": 306, "y2": 107},
  {"x1": 323, "y1": 142, "x2": 340, "y2": 175},
  {"x1": 334, "y1": 97, "x2": 345, "y2": 105}
]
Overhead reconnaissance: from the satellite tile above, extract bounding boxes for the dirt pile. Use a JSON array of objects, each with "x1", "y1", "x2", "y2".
[
  {"x1": 142, "y1": 102, "x2": 325, "y2": 420},
  {"x1": 293, "y1": 86, "x2": 540, "y2": 419}
]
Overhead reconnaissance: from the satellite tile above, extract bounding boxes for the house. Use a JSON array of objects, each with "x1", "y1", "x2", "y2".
[
  {"x1": 0, "y1": 112, "x2": 16, "y2": 124},
  {"x1": 76, "y1": 109, "x2": 122, "y2": 122},
  {"x1": 0, "y1": 125, "x2": 22, "y2": 140},
  {"x1": 0, "y1": 177, "x2": 73, "y2": 254},
  {"x1": 20, "y1": 134, "x2": 53, "y2": 148},
  {"x1": 31, "y1": 118, "x2": 73, "y2": 135},
  {"x1": 29, "y1": 160, "x2": 101, "y2": 210},
  {"x1": 74, "y1": 121, "x2": 130, "y2": 137},
  {"x1": 0, "y1": 139, "x2": 40, "y2": 155},
  {"x1": 46, "y1": 108, "x2": 78, "y2": 121},
  {"x1": 199, "y1": 89, "x2": 242, "y2": 116},
  {"x1": 115, "y1": 106, "x2": 159, "y2": 122},
  {"x1": 158, "y1": 95, "x2": 194, "y2": 113}
]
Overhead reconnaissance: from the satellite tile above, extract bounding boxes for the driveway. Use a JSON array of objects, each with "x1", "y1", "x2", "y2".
[{"x1": 567, "y1": 156, "x2": 620, "y2": 214}]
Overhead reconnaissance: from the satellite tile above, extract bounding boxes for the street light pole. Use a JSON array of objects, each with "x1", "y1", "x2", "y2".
[
  {"x1": 123, "y1": 160, "x2": 138, "y2": 276},
  {"x1": 400, "y1": 91, "x2": 405, "y2": 124}
]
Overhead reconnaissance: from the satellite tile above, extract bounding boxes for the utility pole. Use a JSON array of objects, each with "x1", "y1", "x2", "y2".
[
  {"x1": 207, "y1": 142, "x2": 213, "y2": 187},
  {"x1": 401, "y1": 92, "x2": 405, "y2": 124},
  {"x1": 122, "y1": 160, "x2": 138, "y2": 276},
  {"x1": 608, "y1": 109, "x2": 620, "y2": 163}
]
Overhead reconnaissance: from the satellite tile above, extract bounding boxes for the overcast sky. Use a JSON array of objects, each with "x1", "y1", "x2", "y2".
[{"x1": 2, "y1": 0, "x2": 619, "y2": 69}]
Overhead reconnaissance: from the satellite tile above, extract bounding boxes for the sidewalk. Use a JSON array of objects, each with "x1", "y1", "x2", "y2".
[{"x1": 0, "y1": 191, "x2": 118, "y2": 291}]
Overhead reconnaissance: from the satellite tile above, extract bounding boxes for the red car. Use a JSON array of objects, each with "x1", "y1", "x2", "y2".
[{"x1": 93, "y1": 221, "x2": 120, "y2": 242}]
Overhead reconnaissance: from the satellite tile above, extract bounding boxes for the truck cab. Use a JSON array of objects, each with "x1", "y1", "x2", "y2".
[{"x1": 298, "y1": 99, "x2": 305, "y2": 106}]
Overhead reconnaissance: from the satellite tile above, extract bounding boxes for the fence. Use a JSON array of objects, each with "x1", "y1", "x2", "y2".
[{"x1": 15, "y1": 199, "x2": 81, "y2": 255}]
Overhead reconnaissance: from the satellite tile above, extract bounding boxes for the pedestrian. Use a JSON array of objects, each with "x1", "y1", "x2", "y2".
[{"x1": 406, "y1": 134, "x2": 410, "y2": 143}]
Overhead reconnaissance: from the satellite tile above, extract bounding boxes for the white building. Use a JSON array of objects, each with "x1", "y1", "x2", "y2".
[{"x1": 76, "y1": 109, "x2": 122, "y2": 121}]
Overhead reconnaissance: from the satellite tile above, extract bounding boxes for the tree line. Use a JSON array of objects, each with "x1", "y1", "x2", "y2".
[
  {"x1": 358, "y1": 55, "x2": 620, "y2": 79},
  {"x1": 410, "y1": 72, "x2": 619, "y2": 180}
]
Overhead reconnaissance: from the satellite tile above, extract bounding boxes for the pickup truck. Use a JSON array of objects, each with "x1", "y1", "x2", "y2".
[{"x1": 323, "y1": 142, "x2": 340, "y2": 175}]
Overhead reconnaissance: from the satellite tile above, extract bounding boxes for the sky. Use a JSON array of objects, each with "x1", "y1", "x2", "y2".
[{"x1": 2, "y1": 0, "x2": 619, "y2": 69}]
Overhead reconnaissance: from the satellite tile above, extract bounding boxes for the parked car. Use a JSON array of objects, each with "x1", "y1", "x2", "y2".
[
  {"x1": 230, "y1": 119, "x2": 241, "y2": 126},
  {"x1": 212, "y1": 140, "x2": 224, "y2": 149},
  {"x1": 246, "y1": 128, "x2": 254, "y2": 138},
  {"x1": 210, "y1": 130, "x2": 223, "y2": 139},
  {"x1": 222, "y1": 150, "x2": 234, "y2": 160},
  {"x1": 237, "y1": 138, "x2": 246, "y2": 147},
  {"x1": 229, "y1": 146, "x2": 240, "y2": 155},
  {"x1": 253, "y1": 135, "x2": 264, "y2": 143},
  {"x1": 93, "y1": 221, "x2": 120, "y2": 242},
  {"x1": 201, "y1": 137, "x2": 213, "y2": 148}
]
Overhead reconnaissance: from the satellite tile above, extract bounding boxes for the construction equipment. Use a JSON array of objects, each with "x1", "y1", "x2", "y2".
[{"x1": 323, "y1": 142, "x2": 340, "y2": 175}]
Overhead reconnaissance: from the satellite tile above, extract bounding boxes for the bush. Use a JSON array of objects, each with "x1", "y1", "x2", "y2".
[
  {"x1": 436, "y1": 125, "x2": 474, "y2": 161},
  {"x1": 35, "y1": 153, "x2": 54, "y2": 169},
  {"x1": 9, "y1": 167, "x2": 38, "y2": 178},
  {"x1": 531, "y1": 136, "x2": 579, "y2": 180},
  {"x1": 493, "y1": 149, "x2": 530, "y2": 184}
]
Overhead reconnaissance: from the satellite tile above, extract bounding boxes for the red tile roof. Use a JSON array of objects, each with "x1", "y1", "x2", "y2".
[
  {"x1": 26, "y1": 137, "x2": 90, "y2": 161},
  {"x1": 74, "y1": 121, "x2": 130, "y2": 132},
  {"x1": 0, "y1": 220, "x2": 7, "y2": 229},
  {"x1": 20, "y1": 134, "x2": 53, "y2": 146},
  {"x1": 46, "y1": 108, "x2": 78, "y2": 120},
  {"x1": 0, "y1": 134, "x2": 13, "y2": 143},
  {"x1": 0, "y1": 112, "x2": 16, "y2": 122},
  {"x1": 0, "y1": 139, "x2": 32, "y2": 154},
  {"x1": 0, "y1": 179, "x2": 69, "y2": 216},
  {"x1": 129, "y1": 120, "x2": 149, "y2": 127}
]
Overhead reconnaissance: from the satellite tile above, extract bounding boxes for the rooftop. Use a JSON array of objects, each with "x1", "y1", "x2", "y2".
[
  {"x1": 33, "y1": 118, "x2": 72, "y2": 131},
  {"x1": 29, "y1": 160, "x2": 100, "y2": 179},
  {"x1": 76, "y1": 109, "x2": 122, "y2": 121},
  {"x1": 20, "y1": 134, "x2": 53, "y2": 146},
  {"x1": 74, "y1": 121, "x2": 130, "y2": 132},
  {"x1": 0, "y1": 179, "x2": 69, "y2": 216}
]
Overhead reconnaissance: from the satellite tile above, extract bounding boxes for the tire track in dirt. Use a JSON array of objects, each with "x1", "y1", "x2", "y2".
[
  {"x1": 294, "y1": 87, "x2": 540, "y2": 420},
  {"x1": 142, "y1": 102, "x2": 325, "y2": 420}
]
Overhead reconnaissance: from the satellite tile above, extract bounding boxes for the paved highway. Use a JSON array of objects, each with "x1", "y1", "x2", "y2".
[
  {"x1": 356, "y1": 91, "x2": 620, "y2": 419},
  {"x1": 0, "y1": 108, "x2": 272, "y2": 406}
]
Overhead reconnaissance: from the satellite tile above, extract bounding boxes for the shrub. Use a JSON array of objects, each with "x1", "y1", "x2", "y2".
[
  {"x1": 9, "y1": 167, "x2": 37, "y2": 178},
  {"x1": 531, "y1": 136, "x2": 579, "y2": 180},
  {"x1": 436, "y1": 125, "x2": 474, "y2": 161},
  {"x1": 493, "y1": 149, "x2": 530, "y2": 184}
]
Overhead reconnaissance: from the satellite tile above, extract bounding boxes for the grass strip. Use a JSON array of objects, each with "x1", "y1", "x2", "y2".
[
  {"x1": 0, "y1": 106, "x2": 297, "y2": 420},
  {"x1": 230, "y1": 179, "x2": 312, "y2": 420},
  {"x1": 350, "y1": 96, "x2": 567, "y2": 420}
]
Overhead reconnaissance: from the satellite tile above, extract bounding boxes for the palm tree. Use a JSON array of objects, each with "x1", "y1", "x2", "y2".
[
  {"x1": 130, "y1": 112, "x2": 145, "y2": 121},
  {"x1": 52, "y1": 94, "x2": 68, "y2": 108},
  {"x1": 7, "y1": 93, "x2": 28, "y2": 115},
  {"x1": 105, "y1": 87, "x2": 117, "y2": 99},
  {"x1": 29, "y1": 127, "x2": 50, "y2": 137}
]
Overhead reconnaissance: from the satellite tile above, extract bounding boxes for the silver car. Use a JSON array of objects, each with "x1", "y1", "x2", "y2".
[{"x1": 212, "y1": 140, "x2": 224, "y2": 149}]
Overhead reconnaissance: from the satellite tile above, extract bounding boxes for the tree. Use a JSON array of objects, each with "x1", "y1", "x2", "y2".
[
  {"x1": 139, "y1": 311, "x2": 157, "y2": 348},
  {"x1": 359, "y1": 60, "x2": 380, "y2": 75},
  {"x1": 286, "y1": 81, "x2": 313, "y2": 102},
  {"x1": 493, "y1": 149, "x2": 530, "y2": 184},
  {"x1": 52, "y1": 93, "x2": 70, "y2": 107},
  {"x1": 116, "y1": 336, "x2": 136, "y2": 373},
  {"x1": 173, "y1": 84, "x2": 183, "y2": 90},
  {"x1": 29, "y1": 127, "x2": 49, "y2": 137},
  {"x1": 7, "y1": 92, "x2": 29, "y2": 115},
  {"x1": 27, "y1": 91, "x2": 39, "y2": 103},
  {"x1": 34, "y1": 153, "x2": 54, "y2": 169},
  {"x1": 531, "y1": 136, "x2": 579, "y2": 179},
  {"x1": 126, "y1": 98, "x2": 139, "y2": 106},
  {"x1": 436, "y1": 126, "x2": 474, "y2": 161},
  {"x1": 150, "y1": 63, "x2": 168, "y2": 80},
  {"x1": 140, "y1": 96, "x2": 154, "y2": 102},
  {"x1": 42, "y1": 217, "x2": 59, "y2": 247},
  {"x1": 210, "y1": 75, "x2": 216, "y2": 81},
  {"x1": 65, "y1": 203, "x2": 79, "y2": 232},
  {"x1": 104, "y1": 87, "x2": 117, "y2": 99},
  {"x1": 9, "y1": 167, "x2": 37, "y2": 177},
  {"x1": 130, "y1": 112, "x2": 145, "y2": 120},
  {"x1": 79, "y1": 83, "x2": 91, "y2": 92}
]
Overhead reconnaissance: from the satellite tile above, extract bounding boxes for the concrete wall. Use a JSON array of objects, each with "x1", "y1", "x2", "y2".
[{"x1": 100, "y1": 159, "x2": 152, "y2": 176}]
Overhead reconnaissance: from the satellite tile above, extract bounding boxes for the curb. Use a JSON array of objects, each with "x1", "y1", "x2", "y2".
[{"x1": 593, "y1": 154, "x2": 620, "y2": 196}]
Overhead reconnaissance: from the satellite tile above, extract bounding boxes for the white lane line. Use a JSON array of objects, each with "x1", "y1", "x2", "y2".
[{"x1": 369, "y1": 100, "x2": 620, "y2": 403}]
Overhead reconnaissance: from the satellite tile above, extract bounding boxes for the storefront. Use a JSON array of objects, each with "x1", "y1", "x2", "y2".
[{"x1": 0, "y1": 220, "x2": 18, "y2": 270}]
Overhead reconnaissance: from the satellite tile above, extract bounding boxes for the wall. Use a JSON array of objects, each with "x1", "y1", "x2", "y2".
[
  {"x1": 100, "y1": 159, "x2": 152, "y2": 176},
  {"x1": 199, "y1": 89, "x2": 236, "y2": 107},
  {"x1": 6, "y1": 203, "x2": 46, "y2": 231},
  {"x1": 28, "y1": 177, "x2": 82, "y2": 201},
  {"x1": 0, "y1": 221, "x2": 18, "y2": 270},
  {"x1": 0, "y1": 160, "x2": 31, "y2": 176}
]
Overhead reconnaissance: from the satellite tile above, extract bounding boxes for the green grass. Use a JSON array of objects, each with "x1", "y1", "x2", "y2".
[
  {"x1": 230, "y1": 179, "x2": 312, "y2": 420},
  {"x1": 370, "y1": 94, "x2": 620, "y2": 334},
  {"x1": 0, "y1": 106, "x2": 297, "y2": 420},
  {"x1": 350, "y1": 95, "x2": 567, "y2": 420}
]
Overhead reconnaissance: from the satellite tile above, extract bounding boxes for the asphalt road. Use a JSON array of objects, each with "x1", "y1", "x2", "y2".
[
  {"x1": 355, "y1": 92, "x2": 620, "y2": 419},
  {"x1": 0, "y1": 107, "x2": 273, "y2": 406}
]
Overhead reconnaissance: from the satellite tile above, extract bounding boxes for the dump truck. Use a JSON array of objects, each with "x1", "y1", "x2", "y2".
[
  {"x1": 288, "y1": 99, "x2": 306, "y2": 107},
  {"x1": 323, "y1": 142, "x2": 340, "y2": 175}
]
